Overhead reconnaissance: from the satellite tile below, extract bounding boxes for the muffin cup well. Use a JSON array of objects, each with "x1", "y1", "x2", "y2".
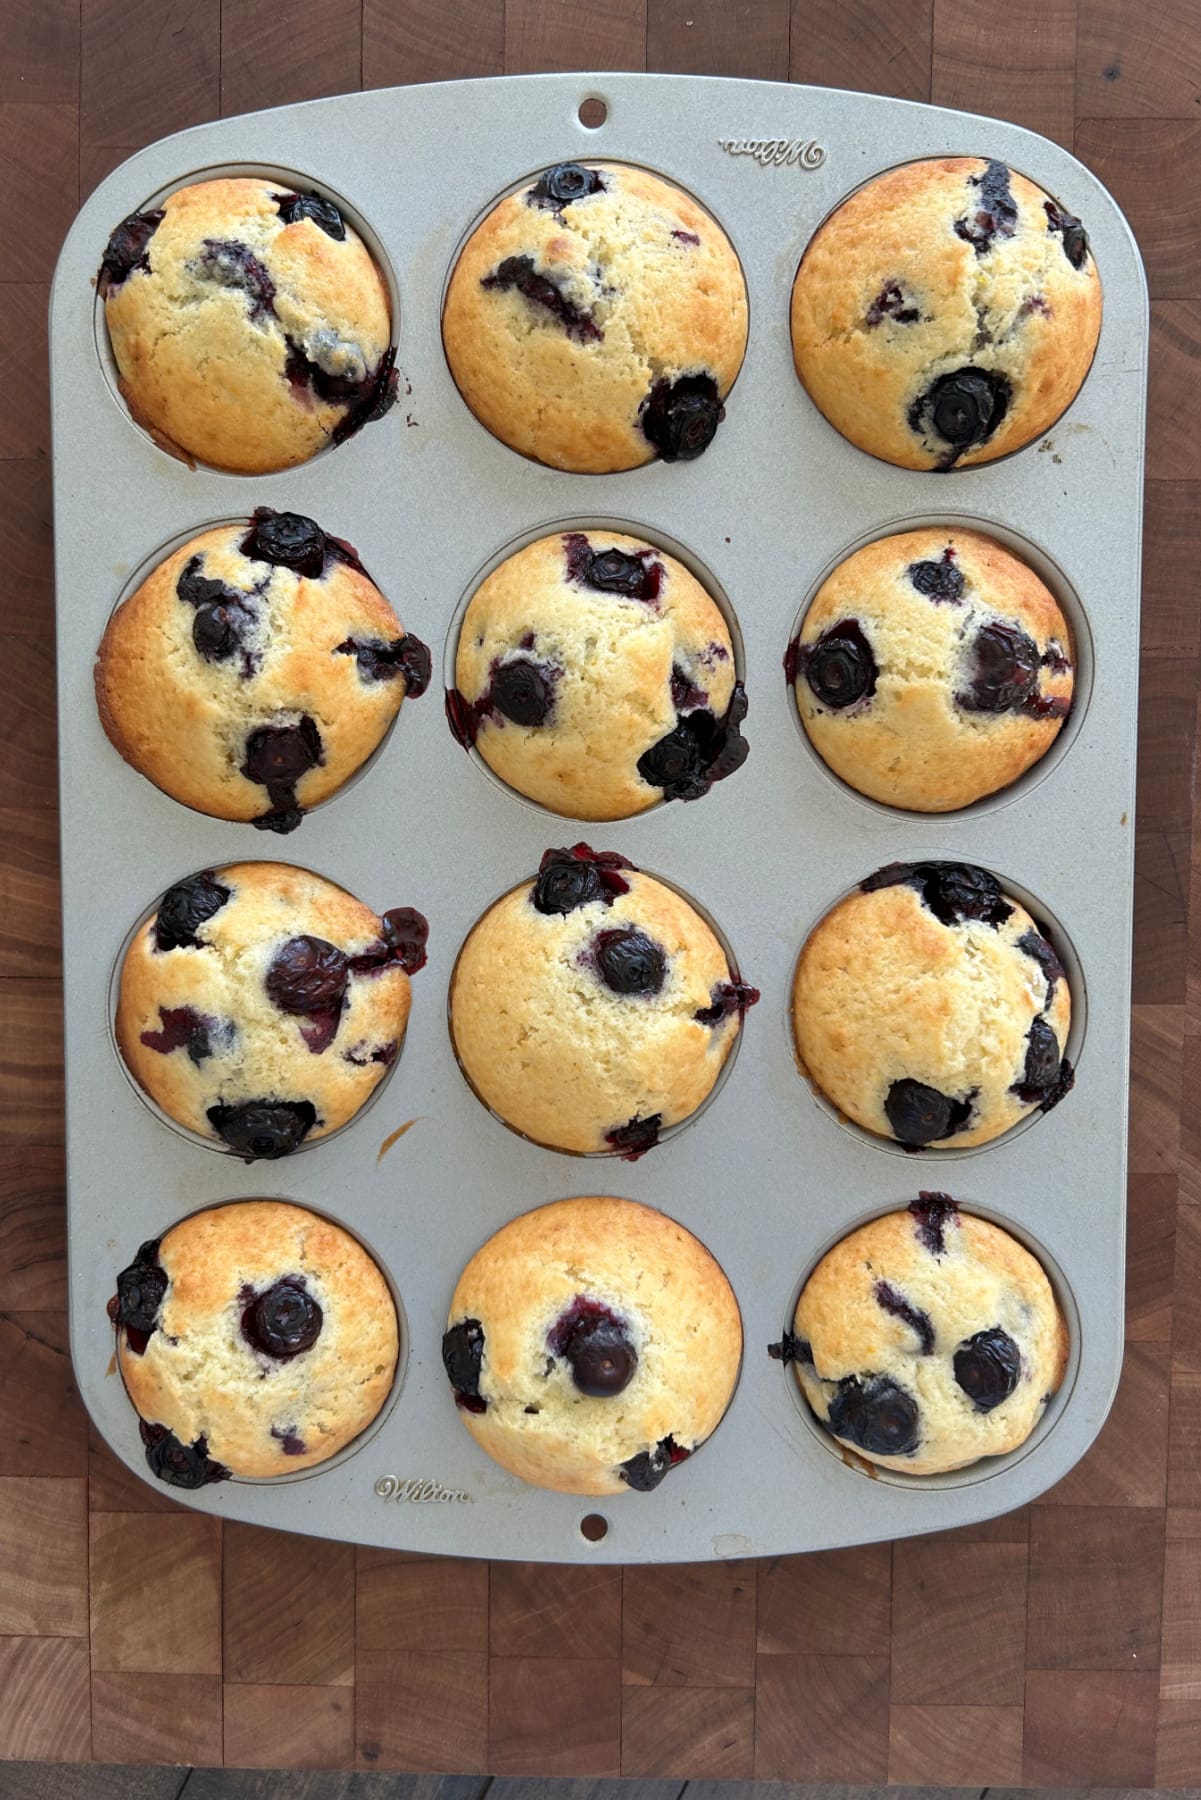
[
  {"x1": 109, "y1": 1195, "x2": 409, "y2": 1485},
  {"x1": 108, "y1": 860, "x2": 414, "y2": 1159},
  {"x1": 770, "y1": 1198, "x2": 1081, "y2": 1491},
  {"x1": 442, "y1": 515, "x2": 747, "y2": 822},
  {"x1": 95, "y1": 514, "x2": 418, "y2": 828},
  {"x1": 448, "y1": 855, "x2": 754, "y2": 1158},
  {"x1": 93, "y1": 163, "x2": 401, "y2": 475},
  {"x1": 784, "y1": 513, "x2": 1093, "y2": 822},
  {"x1": 787, "y1": 862, "x2": 1088, "y2": 1159}
]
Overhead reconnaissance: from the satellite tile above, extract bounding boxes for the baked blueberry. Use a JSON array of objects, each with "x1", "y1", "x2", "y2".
[
  {"x1": 155, "y1": 872, "x2": 231, "y2": 951},
  {"x1": 241, "y1": 508, "x2": 327, "y2": 578},
  {"x1": 139, "y1": 1005, "x2": 214, "y2": 1065},
  {"x1": 885, "y1": 1078, "x2": 973, "y2": 1146},
  {"x1": 98, "y1": 209, "x2": 165, "y2": 293},
  {"x1": 909, "y1": 366, "x2": 1012, "y2": 463},
  {"x1": 192, "y1": 599, "x2": 252, "y2": 663},
  {"x1": 799, "y1": 618, "x2": 877, "y2": 709},
  {"x1": 241, "y1": 1276, "x2": 323, "y2": 1359},
  {"x1": 139, "y1": 1420, "x2": 230, "y2": 1488},
  {"x1": 241, "y1": 716, "x2": 323, "y2": 831},
  {"x1": 908, "y1": 1192, "x2": 960, "y2": 1256},
  {"x1": 874, "y1": 1281, "x2": 935, "y2": 1353},
  {"x1": 266, "y1": 936, "x2": 349, "y2": 1015},
  {"x1": 866, "y1": 282, "x2": 920, "y2": 326},
  {"x1": 827, "y1": 1373, "x2": 920, "y2": 1457},
  {"x1": 206, "y1": 1099, "x2": 318, "y2": 1160},
  {"x1": 953, "y1": 1326, "x2": 1021, "y2": 1412},
  {"x1": 863, "y1": 861, "x2": 1013, "y2": 929},
  {"x1": 335, "y1": 633, "x2": 432, "y2": 693},
  {"x1": 564, "y1": 533, "x2": 664, "y2": 603},
  {"x1": 1012, "y1": 1016, "x2": 1062, "y2": 1103},
  {"x1": 619, "y1": 1436, "x2": 688, "y2": 1491},
  {"x1": 195, "y1": 238, "x2": 276, "y2": 322},
  {"x1": 549, "y1": 1299, "x2": 637, "y2": 1397},
  {"x1": 481, "y1": 255, "x2": 600, "y2": 342},
  {"x1": 593, "y1": 927, "x2": 667, "y2": 997},
  {"x1": 112, "y1": 1239, "x2": 167, "y2": 1342},
  {"x1": 442, "y1": 1318, "x2": 487, "y2": 1412},
  {"x1": 492, "y1": 658, "x2": 554, "y2": 726},
  {"x1": 640, "y1": 373, "x2": 723, "y2": 461},
  {"x1": 1018, "y1": 929, "x2": 1066, "y2": 1003},
  {"x1": 908, "y1": 550, "x2": 965, "y2": 603},
  {"x1": 532, "y1": 845, "x2": 631, "y2": 915},
  {"x1": 273, "y1": 191, "x2": 346, "y2": 239},
  {"x1": 694, "y1": 979, "x2": 760, "y2": 1026},
  {"x1": 954, "y1": 159, "x2": 1017, "y2": 255},
  {"x1": 767, "y1": 1330, "x2": 813, "y2": 1365},
  {"x1": 605, "y1": 1113, "x2": 662, "y2": 1159},
  {"x1": 528, "y1": 163, "x2": 606, "y2": 208},
  {"x1": 1045, "y1": 200, "x2": 1089, "y2": 270}
]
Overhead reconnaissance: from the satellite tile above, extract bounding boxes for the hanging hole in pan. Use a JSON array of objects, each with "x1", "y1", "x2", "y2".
[
  {"x1": 579, "y1": 98, "x2": 607, "y2": 129},
  {"x1": 580, "y1": 1512, "x2": 609, "y2": 1541}
]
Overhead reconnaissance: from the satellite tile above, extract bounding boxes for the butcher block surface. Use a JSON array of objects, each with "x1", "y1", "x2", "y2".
[{"x1": 1, "y1": 0, "x2": 1199, "y2": 1780}]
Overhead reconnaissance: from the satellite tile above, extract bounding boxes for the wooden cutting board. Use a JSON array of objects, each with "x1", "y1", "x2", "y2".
[{"x1": 1, "y1": 0, "x2": 1198, "y2": 1781}]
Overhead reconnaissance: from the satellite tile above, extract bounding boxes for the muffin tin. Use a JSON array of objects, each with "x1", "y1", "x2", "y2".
[{"x1": 51, "y1": 72, "x2": 1147, "y2": 1561}]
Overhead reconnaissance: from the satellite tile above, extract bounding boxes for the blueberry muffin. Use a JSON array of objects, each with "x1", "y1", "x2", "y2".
[
  {"x1": 116, "y1": 861, "x2": 427, "y2": 1158},
  {"x1": 450, "y1": 530, "x2": 747, "y2": 818},
  {"x1": 792, "y1": 862, "x2": 1073, "y2": 1149},
  {"x1": 99, "y1": 179, "x2": 396, "y2": 472},
  {"x1": 772, "y1": 1195, "x2": 1068, "y2": 1474},
  {"x1": 96, "y1": 509, "x2": 431, "y2": 833},
  {"x1": 788, "y1": 527, "x2": 1073, "y2": 811},
  {"x1": 791, "y1": 158, "x2": 1102, "y2": 469},
  {"x1": 449, "y1": 844, "x2": 756, "y2": 1157},
  {"x1": 110, "y1": 1200, "x2": 399, "y2": 1484},
  {"x1": 442, "y1": 1195, "x2": 742, "y2": 1494},
  {"x1": 442, "y1": 162, "x2": 748, "y2": 472}
]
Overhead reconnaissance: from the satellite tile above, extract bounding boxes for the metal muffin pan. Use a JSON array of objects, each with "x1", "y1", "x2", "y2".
[{"x1": 51, "y1": 72, "x2": 1147, "y2": 1562}]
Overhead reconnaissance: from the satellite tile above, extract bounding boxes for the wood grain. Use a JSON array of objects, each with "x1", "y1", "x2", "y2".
[
  {"x1": 648, "y1": 0, "x2": 789, "y2": 80},
  {"x1": 790, "y1": 0, "x2": 932, "y2": 102},
  {"x1": 223, "y1": 1525, "x2": 355, "y2": 1687},
  {"x1": 220, "y1": 0, "x2": 362, "y2": 116},
  {"x1": 932, "y1": 0, "x2": 1076, "y2": 148},
  {"x1": 1077, "y1": 0, "x2": 1201, "y2": 116},
  {"x1": 3, "y1": 0, "x2": 1201, "y2": 1781}
]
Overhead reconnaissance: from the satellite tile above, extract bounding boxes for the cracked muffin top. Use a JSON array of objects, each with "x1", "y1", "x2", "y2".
[
  {"x1": 110, "y1": 1200, "x2": 399, "y2": 1485},
  {"x1": 450, "y1": 529, "x2": 746, "y2": 820},
  {"x1": 788, "y1": 526, "x2": 1073, "y2": 812},
  {"x1": 95, "y1": 509, "x2": 431, "y2": 833},
  {"x1": 773, "y1": 1196, "x2": 1069, "y2": 1475},
  {"x1": 115, "y1": 861, "x2": 427, "y2": 1159},
  {"x1": 442, "y1": 1195, "x2": 742, "y2": 1495},
  {"x1": 99, "y1": 178, "x2": 397, "y2": 472},
  {"x1": 790, "y1": 157, "x2": 1102, "y2": 470},
  {"x1": 442, "y1": 161, "x2": 749, "y2": 472}
]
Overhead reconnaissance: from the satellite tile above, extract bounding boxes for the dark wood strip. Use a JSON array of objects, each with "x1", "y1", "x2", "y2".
[
  {"x1": 789, "y1": 0, "x2": 931, "y2": 100},
  {"x1": 1077, "y1": 0, "x2": 1201, "y2": 118},
  {"x1": 363, "y1": 0, "x2": 504, "y2": 84},
  {"x1": 1076, "y1": 118, "x2": 1201, "y2": 299},
  {"x1": 80, "y1": 0, "x2": 220, "y2": 150},
  {"x1": 648, "y1": 0, "x2": 789, "y2": 80},
  {"x1": 221, "y1": 0, "x2": 363, "y2": 115},
  {"x1": 932, "y1": 0, "x2": 1076, "y2": 149},
  {"x1": 505, "y1": 0, "x2": 648, "y2": 75}
]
